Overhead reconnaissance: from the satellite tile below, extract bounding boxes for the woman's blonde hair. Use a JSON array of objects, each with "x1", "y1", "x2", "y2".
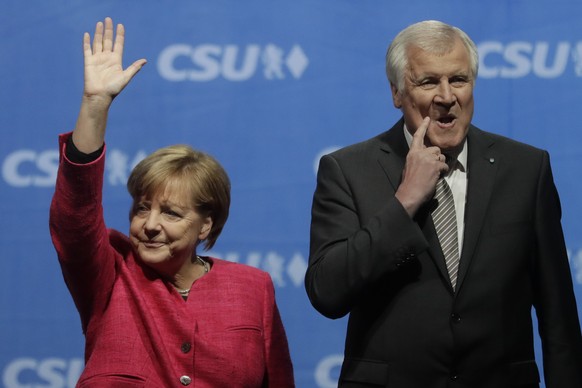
[{"x1": 127, "y1": 144, "x2": 230, "y2": 250}]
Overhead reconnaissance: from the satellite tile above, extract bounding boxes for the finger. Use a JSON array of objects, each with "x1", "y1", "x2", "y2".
[
  {"x1": 426, "y1": 146, "x2": 441, "y2": 157},
  {"x1": 82, "y1": 32, "x2": 92, "y2": 59},
  {"x1": 103, "y1": 17, "x2": 114, "y2": 52},
  {"x1": 113, "y1": 23, "x2": 125, "y2": 57},
  {"x1": 410, "y1": 117, "x2": 430, "y2": 150},
  {"x1": 93, "y1": 21, "x2": 104, "y2": 54},
  {"x1": 123, "y1": 59, "x2": 148, "y2": 83},
  {"x1": 439, "y1": 162, "x2": 450, "y2": 176}
]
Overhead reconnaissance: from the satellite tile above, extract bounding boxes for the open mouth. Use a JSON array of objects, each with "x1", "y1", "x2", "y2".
[{"x1": 436, "y1": 114, "x2": 456, "y2": 125}]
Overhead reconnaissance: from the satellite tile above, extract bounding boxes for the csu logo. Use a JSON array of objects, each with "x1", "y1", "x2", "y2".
[
  {"x1": 157, "y1": 44, "x2": 309, "y2": 82},
  {"x1": 2, "y1": 150, "x2": 59, "y2": 187},
  {"x1": 2, "y1": 149, "x2": 146, "y2": 188},
  {"x1": 478, "y1": 41, "x2": 582, "y2": 78},
  {"x1": 2, "y1": 358, "x2": 83, "y2": 388}
]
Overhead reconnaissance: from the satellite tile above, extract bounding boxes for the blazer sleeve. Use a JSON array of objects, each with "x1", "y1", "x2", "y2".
[
  {"x1": 532, "y1": 151, "x2": 582, "y2": 387},
  {"x1": 49, "y1": 132, "x2": 117, "y2": 333},
  {"x1": 261, "y1": 272, "x2": 295, "y2": 387},
  {"x1": 305, "y1": 153, "x2": 429, "y2": 319}
]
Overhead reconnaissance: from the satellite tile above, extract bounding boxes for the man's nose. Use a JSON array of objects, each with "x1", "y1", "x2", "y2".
[{"x1": 434, "y1": 81, "x2": 456, "y2": 106}]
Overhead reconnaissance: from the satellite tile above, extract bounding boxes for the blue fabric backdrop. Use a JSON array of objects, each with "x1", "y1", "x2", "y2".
[{"x1": 1, "y1": 1, "x2": 581, "y2": 387}]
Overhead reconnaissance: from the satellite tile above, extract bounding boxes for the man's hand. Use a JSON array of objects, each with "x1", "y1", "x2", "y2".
[{"x1": 395, "y1": 117, "x2": 449, "y2": 217}]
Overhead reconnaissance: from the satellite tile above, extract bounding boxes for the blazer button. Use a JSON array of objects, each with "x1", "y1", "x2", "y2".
[
  {"x1": 181, "y1": 342, "x2": 192, "y2": 353},
  {"x1": 180, "y1": 375, "x2": 192, "y2": 386},
  {"x1": 451, "y1": 313, "x2": 462, "y2": 323}
]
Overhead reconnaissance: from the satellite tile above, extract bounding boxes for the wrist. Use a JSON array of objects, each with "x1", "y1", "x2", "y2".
[
  {"x1": 395, "y1": 189, "x2": 422, "y2": 217},
  {"x1": 81, "y1": 93, "x2": 113, "y2": 110}
]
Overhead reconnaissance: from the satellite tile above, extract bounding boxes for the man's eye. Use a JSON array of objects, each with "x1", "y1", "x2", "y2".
[
  {"x1": 450, "y1": 77, "x2": 468, "y2": 86},
  {"x1": 418, "y1": 79, "x2": 438, "y2": 89}
]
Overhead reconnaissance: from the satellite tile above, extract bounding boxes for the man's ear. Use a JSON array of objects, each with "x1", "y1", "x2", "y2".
[{"x1": 390, "y1": 83, "x2": 402, "y2": 109}]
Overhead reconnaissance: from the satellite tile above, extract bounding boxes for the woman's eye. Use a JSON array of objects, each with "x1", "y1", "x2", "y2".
[
  {"x1": 163, "y1": 211, "x2": 182, "y2": 221},
  {"x1": 135, "y1": 205, "x2": 150, "y2": 215}
]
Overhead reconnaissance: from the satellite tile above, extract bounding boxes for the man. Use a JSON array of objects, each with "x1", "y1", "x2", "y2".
[{"x1": 305, "y1": 20, "x2": 582, "y2": 388}]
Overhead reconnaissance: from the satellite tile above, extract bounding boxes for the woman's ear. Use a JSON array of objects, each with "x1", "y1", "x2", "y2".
[{"x1": 199, "y1": 217, "x2": 213, "y2": 240}]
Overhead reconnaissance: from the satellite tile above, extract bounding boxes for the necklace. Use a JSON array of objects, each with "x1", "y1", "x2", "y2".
[{"x1": 176, "y1": 256, "x2": 210, "y2": 296}]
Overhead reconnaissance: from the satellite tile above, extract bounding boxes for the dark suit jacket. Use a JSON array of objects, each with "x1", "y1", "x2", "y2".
[{"x1": 305, "y1": 119, "x2": 582, "y2": 388}]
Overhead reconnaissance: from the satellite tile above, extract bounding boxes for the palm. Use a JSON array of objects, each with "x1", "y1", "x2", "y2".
[{"x1": 85, "y1": 51, "x2": 127, "y2": 97}]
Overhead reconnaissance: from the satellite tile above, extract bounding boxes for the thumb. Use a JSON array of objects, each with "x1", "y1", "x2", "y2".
[{"x1": 124, "y1": 58, "x2": 147, "y2": 82}]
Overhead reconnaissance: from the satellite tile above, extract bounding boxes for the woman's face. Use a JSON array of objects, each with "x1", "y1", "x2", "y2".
[{"x1": 129, "y1": 184, "x2": 212, "y2": 276}]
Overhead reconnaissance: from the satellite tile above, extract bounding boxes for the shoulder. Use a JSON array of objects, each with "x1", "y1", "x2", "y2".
[
  {"x1": 470, "y1": 125, "x2": 547, "y2": 155},
  {"x1": 318, "y1": 133, "x2": 392, "y2": 179},
  {"x1": 108, "y1": 229, "x2": 133, "y2": 256},
  {"x1": 107, "y1": 229, "x2": 142, "y2": 269},
  {"x1": 207, "y1": 257, "x2": 272, "y2": 286},
  {"x1": 205, "y1": 258, "x2": 276, "y2": 306},
  {"x1": 468, "y1": 125, "x2": 550, "y2": 170},
  {"x1": 323, "y1": 119, "x2": 405, "y2": 165},
  {"x1": 327, "y1": 132, "x2": 391, "y2": 161}
]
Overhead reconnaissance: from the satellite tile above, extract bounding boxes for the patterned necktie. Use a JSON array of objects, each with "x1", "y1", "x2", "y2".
[{"x1": 432, "y1": 178, "x2": 460, "y2": 290}]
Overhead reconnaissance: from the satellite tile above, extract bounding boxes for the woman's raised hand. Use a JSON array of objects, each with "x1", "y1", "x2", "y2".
[
  {"x1": 72, "y1": 17, "x2": 147, "y2": 153},
  {"x1": 83, "y1": 17, "x2": 147, "y2": 103}
]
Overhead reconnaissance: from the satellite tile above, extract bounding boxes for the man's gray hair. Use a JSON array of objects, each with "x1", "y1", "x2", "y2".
[{"x1": 386, "y1": 20, "x2": 479, "y2": 92}]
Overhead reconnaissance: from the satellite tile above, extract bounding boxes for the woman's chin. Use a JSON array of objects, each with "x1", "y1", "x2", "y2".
[{"x1": 137, "y1": 248, "x2": 171, "y2": 265}]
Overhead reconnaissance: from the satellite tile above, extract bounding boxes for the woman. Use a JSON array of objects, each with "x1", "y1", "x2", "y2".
[{"x1": 49, "y1": 17, "x2": 294, "y2": 387}]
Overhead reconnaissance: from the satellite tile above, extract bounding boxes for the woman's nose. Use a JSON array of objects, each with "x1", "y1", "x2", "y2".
[{"x1": 144, "y1": 211, "x2": 162, "y2": 232}]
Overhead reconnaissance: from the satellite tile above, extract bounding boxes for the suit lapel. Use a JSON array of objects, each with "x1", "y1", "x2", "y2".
[
  {"x1": 455, "y1": 126, "x2": 499, "y2": 293},
  {"x1": 377, "y1": 118, "x2": 408, "y2": 191}
]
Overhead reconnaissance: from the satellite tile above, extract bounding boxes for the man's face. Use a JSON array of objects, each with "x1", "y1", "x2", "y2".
[{"x1": 391, "y1": 38, "x2": 474, "y2": 152}]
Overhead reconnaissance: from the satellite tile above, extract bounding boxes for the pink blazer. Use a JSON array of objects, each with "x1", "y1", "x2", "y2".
[{"x1": 50, "y1": 133, "x2": 295, "y2": 387}]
